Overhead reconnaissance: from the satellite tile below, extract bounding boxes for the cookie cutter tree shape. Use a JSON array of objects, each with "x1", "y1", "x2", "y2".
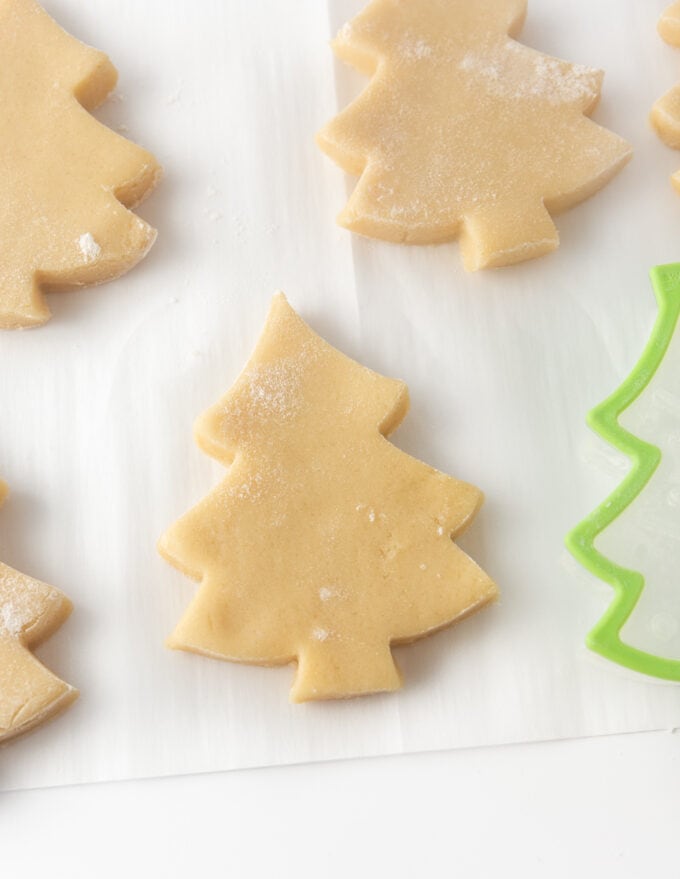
[
  {"x1": 566, "y1": 265, "x2": 680, "y2": 681},
  {"x1": 0, "y1": 0, "x2": 161, "y2": 328},
  {"x1": 160, "y1": 294, "x2": 498, "y2": 702},
  {"x1": 318, "y1": 0, "x2": 632, "y2": 271}
]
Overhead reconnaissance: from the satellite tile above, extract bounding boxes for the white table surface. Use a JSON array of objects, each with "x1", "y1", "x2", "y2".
[{"x1": 3, "y1": 730, "x2": 679, "y2": 877}]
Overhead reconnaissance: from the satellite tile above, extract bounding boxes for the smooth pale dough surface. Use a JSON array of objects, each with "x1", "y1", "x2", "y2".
[
  {"x1": 317, "y1": 0, "x2": 632, "y2": 271},
  {"x1": 651, "y1": 2, "x2": 680, "y2": 192},
  {"x1": 0, "y1": 0, "x2": 161, "y2": 328},
  {"x1": 159, "y1": 294, "x2": 498, "y2": 703},
  {"x1": 0, "y1": 482, "x2": 78, "y2": 743},
  {"x1": 659, "y1": 1, "x2": 680, "y2": 45}
]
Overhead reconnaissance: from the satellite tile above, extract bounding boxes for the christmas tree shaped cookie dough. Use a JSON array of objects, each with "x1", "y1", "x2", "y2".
[
  {"x1": 0, "y1": 0, "x2": 161, "y2": 328},
  {"x1": 651, "y1": 3, "x2": 680, "y2": 192},
  {"x1": 160, "y1": 294, "x2": 498, "y2": 702},
  {"x1": 0, "y1": 482, "x2": 78, "y2": 742},
  {"x1": 317, "y1": 0, "x2": 632, "y2": 271}
]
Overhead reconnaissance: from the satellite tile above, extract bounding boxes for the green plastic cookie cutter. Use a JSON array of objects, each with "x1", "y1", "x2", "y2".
[{"x1": 566, "y1": 263, "x2": 680, "y2": 680}]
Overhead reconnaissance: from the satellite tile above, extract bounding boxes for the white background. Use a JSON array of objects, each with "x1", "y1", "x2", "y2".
[
  {"x1": 3, "y1": 731, "x2": 680, "y2": 877},
  {"x1": 2, "y1": 0, "x2": 680, "y2": 871}
]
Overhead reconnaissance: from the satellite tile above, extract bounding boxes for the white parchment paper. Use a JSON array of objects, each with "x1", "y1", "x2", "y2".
[{"x1": 2, "y1": 0, "x2": 680, "y2": 792}]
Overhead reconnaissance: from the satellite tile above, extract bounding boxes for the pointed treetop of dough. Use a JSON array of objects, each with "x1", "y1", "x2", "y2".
[{"x1": 195, "y1": 292, "x2": 410, "y2": 464}]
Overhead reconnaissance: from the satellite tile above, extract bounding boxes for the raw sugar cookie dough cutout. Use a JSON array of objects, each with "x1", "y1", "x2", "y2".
[
  {"x1": 0, "y1": 0, "x2": 161, "y2": 328},
  {"x1": 317, "y1": 0, "x2": 632, "y2": 271},
  {"x1": 0, "y1": 482, "x2": 78, "y2": 743},
  {"x1": 651, "y1": 2, "x2": 680, "y2": 192},
  {"x1": 159, "y1": 294, "x2": 498, "y2": 702}
]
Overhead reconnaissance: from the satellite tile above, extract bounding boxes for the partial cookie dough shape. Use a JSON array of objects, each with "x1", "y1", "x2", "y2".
[
  {"x1": 0, "y1": 0, "x2": 161, "y2": 328},
  {"x1": 659, "y1": 1, "x2": 680, "y2": 45},
  {"x1": 651, "y1": 2, "x2": 680, "y2": 191},
  {"x1": 0, "y1": 482, "x2": 78, "y2": 743},
  {"x1": 159, "y1": 294, "x2": 498, "y2": 702},
  {"x1": 317, "y1": 0, "x2": 632, "y2": 271}
]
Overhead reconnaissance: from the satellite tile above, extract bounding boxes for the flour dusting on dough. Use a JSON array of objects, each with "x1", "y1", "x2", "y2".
[
  {"x1": 0, "y1": 567, "x2": 57, "y2": 635},
  {"x1": 400, "y1": 37, "x2": 433, "y2": 61},
  {"x1": 78, "y1": 233, "x2": 101, "y2": 263},
  {"x1": 0, "y1": 600, "x2": 24, "y2": 635},
  {"x1": 1, "y1": 573, "x2": 32, "y2": 634},
  {"x1": 458, "y1": 45, "x2": 599, "y2": 105},
  {"x1": 338, "y1": 22, "x2": 353, "y2": 42}
]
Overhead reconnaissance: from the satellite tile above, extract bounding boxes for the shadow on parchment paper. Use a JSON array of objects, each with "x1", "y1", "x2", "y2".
[
  {"x1": 0, "y1": 489, "x2": 48, "y2": 582},
  {"x1": 394, "y1": 601, "x2": 502, "y2": 693}
]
